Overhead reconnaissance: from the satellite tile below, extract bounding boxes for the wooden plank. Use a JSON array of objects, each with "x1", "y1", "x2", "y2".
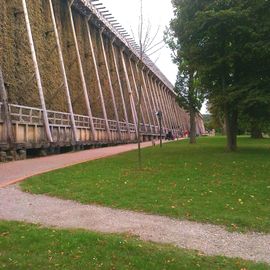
[{"x1": 22, "y1": 0, "x2": 53, "y2": 143}]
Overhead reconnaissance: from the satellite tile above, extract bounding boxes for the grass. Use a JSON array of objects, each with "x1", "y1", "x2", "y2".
[
  {"x1": 21, "y1": 136, "x2": 270, "y2": 232},
  {"x1": 0, "y1": 221, "x2": 269, "y2": 270}
]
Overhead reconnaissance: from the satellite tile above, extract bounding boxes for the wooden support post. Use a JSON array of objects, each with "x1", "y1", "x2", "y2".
[
  {"x1": 120, "y1": 49, "x2": 138, "y2": 136},
  {"x1": 173, "y1": 95, "x2": 183, "y2": 134},
  {"x1": 152, "y1": 80, "x2": 161, "y2": 113},
  {"x1": 142, "y1": 70, "x2": 156, "y2": 133},
  {"x1": 148, "y1": 75, "x2": 160, "y2": 133},
  {"x1": 161, "y1": 85, "x2": 172, "y2": 132},
  {"x1": 136, "y1": 62, "x2": 153, "y2": 133},
  {"x1": 165, "y1": 90, "x2": 177, "y2": 132},
  {"x1": 160, "y1": 85, "x2": 173, "y2": 131},
  {"x1": 0, "y1": 68, "x2": 14, "y2": 145},
  {"x1": 154, "y1": 80, "x2": 168, "y2": 133},
  {"x1": 163, "y1": 89, "x2": 173, "y2": 132},
  {"x1": 22, "y1": 0, "x2": 53, "y2": 143},
  {"x1": 85, "y1": 19, "x2": 110, "y2": 141},
  {"x1": 110, "y1": 41, "x2": 131, "y2": 138},
  {"x1": 169, "y1": 93, "x2": 179, "y2": 134},
  {"x1": 48, "y1": 0, "x2": 78, "y2": 142},
  {"x1": 170, "y1": 94, "x2": 181, "y2": 133},
  {"x1": 141, "y1": 70, "x2": 155, "y2": 134},
  {"x1": 129, "y1": 58, "x2": 146, "y2": 130},
  {"x1": 99, "y1": 30, "x2": 121, "y2": 140},
  {"x1": 160, "y1": 85, "x2": 171, "y2": 133},
  {"x1": 152, "y1": 79, "x2": 164, "y2": 134},
  {"x1": 172, "y1": 96, "x2": 180, "y2": 133},
  {"x1": 68, "y1": 2, "x2": 96, "y2": 141},
  {"x1": 162, "y1": 89, "x2": 174, "y2": 133}
]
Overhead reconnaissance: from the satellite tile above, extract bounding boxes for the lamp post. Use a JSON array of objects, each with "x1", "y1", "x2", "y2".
[{"x1": 156, "y1": 111, "x2": 162, "y2": 148}]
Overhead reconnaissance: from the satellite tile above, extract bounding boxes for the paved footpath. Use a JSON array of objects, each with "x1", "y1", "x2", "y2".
[{"x1": 0, "y1": 141, "x2": 156, "y2": 188}]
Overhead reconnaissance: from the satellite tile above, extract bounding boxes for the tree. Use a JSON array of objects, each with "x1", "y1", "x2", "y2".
[
  {"x1": 133, "y1": 0, "x2": 164, "y2": 166},
  {"x1": 165, "y1": 4, "x2": 204, "y2": 144},
  {"x1": 236, "y1": 0, "x2": 270, "y2": 138},
  {"x1": 167, "y1": 0, "x2": 270, "y2": 151}
]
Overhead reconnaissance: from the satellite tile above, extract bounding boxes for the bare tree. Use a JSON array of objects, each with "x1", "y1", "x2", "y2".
[{"x1": 133, "y1": 0, "x2": 164, "y2": 167}]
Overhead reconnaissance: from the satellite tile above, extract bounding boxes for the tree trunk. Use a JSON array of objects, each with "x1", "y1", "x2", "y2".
[
  {"x1": 224, "y1": 105, "x2": 238, "y2": 151},
  {"x1": 189, "y1": 108, "x2": 196, "y2": 144},
  {"x1": 251, "y1": 122, "x2": 263, "y2": 139}
]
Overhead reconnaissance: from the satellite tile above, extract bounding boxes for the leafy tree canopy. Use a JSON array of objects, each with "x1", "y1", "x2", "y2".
[{"x1": 167, "y1": 0, "x2": 270, "y2": 149}]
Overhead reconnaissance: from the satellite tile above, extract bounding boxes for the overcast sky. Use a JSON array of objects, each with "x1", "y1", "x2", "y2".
[{"x1": 97, "y1": 0, "x2": 207, "y2": 113}]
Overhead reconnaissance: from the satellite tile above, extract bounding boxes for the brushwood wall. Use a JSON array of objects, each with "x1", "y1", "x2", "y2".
[{"x1": 0, "y1": 0, "x2": 205, "y2": 155}]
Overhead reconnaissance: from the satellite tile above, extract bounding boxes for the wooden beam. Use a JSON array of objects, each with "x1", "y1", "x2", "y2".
[
  {"x1": 120, "y1": 49, "x2": 138, "y2": 136},
  {"x1": 128, "y1": 59, "x2": 146, "y2": 130},
  {"x1": 159, "y1": 84, "x2": 171, "y2": 133},
  {"x1": 161, "y1": 86, "x2": 174, "y2": 131},
  {"x1": 0, "y1": 68, "x2": 14, "y2": 145},
  {"x1": 146, "y1": 74, "x2": 159, "y2": 133},
  {"x1": 156, "y1": 83, "x2": 168, "y2": 132},
  {"x1": 159, "y1": 85, "x2": 169, "y2": 130},
  {"x1": 48, "y1": 0, "x2": 78, "y2": 142},
  {"x1": 110, "y1": 41, "x2": 131, "y2": 138},
  {"x1": 142, "y1": 70, "x2": 157, "y2": 133},
  {"x1": 99, "y1": 31, "x2": 121, "y2": 140},
  {"x1": 166, "y1": 90, "x2": 177, "y2": 133},
  {"x1": 68, "y1": 3, "x2": 96, "y2": 141},
  {"x1": 85, "y1": 20, "x2": 110, "y2": 141},
  {"x1": 171, "y1": 95, "x2": 182, "y2": 133},
  {"x1": 140, "y1": 67, "x2": 154, "y2": 134},
  {"x1": 147, "y1": 75, "x2": 160, "y2": 133},
  {"x1": 22, "y1": 0, "x2": 53, "y2": 143},
  {"x1": 153, "y1": 80, "x2": 168, "y2": 133}
]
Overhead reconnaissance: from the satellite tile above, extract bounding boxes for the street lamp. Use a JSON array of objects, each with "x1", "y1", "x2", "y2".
[{"x1": 156, "y1": 111, "x2": 162, "y2": 148}]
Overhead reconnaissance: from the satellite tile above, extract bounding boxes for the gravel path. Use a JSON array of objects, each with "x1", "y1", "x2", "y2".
[{"x1": 0, "y1": 185, "x2": 269, "y2": 264}]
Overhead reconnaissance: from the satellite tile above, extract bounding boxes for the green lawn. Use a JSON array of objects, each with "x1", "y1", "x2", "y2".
[
  {"x1": 21, "y1": 137, "x2": 270, "y2": 232},
  {"x1": 0, "y1": 221, "x2": 268, "y2": 270}
]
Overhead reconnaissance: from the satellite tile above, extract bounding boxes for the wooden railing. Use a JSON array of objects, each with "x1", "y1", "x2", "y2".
[{"x1": 0, "y1": 103, "x2": 164, "y2": 135}]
